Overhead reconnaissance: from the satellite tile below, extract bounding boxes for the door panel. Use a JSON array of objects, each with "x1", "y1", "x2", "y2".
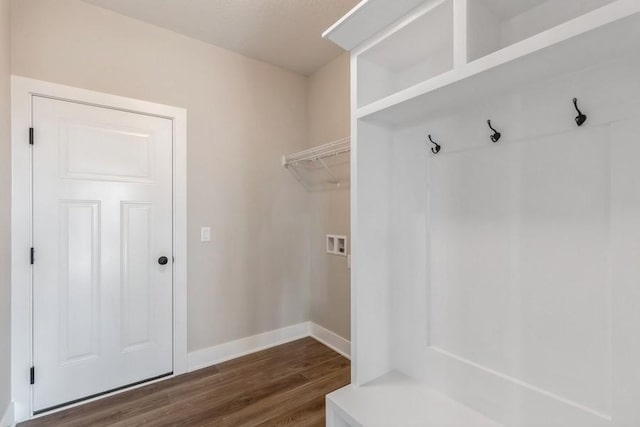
[
  {"x1": 59, "y1": 200, "x2": 101, "y2": 364},
  {"x1": 32, "y1": 96, "x2": 173, "y2": 412},
  {"x1": 62, "y1": 121, "x2": 153, "y2": 182},
  {"x1": 121, "y1": 202, "x2": 153, "y2": 351}
]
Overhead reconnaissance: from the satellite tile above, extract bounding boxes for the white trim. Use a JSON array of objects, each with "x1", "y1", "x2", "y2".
[
  {"x1": 187, "y1": 322, "x2": 352, "y2": 372},
  {"x1": 429, "y1": 346, "x2": 612, "y2": 421},
  {"x1": 1, "y1": 402, "x2": 15, "y2": 427},
  {"x1": 187, "y1": 322, "x2": 311, "y2": 372},
  {"x1": 349, "y1": 50, "x2": 359, "y2": 386},
  {"x1": 321, "y1": 0, "x2": 426, "y2": 50},
  {"x1": 171, "y1": 88, "x2": 188, "y2": 377},
  {"x1": 10, "y1": 76, "x2": 188, "y2": 423},
  {"x1": 309, "y1": 323, "x2": 351, "y2": 360}
]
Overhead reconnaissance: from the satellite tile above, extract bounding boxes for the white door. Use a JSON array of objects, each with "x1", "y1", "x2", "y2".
[{"x1": 32, "y1": 96, "x2": 174, "y2": 413}]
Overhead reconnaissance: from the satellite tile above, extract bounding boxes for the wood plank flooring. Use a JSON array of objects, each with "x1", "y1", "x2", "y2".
[{"x1": 20, "y1": 337, "x2": 350, "y2": 427}]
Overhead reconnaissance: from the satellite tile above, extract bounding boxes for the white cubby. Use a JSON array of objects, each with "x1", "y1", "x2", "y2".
[
  {"x1": 467, "y1": 0, "x2": 619, "y2": 62},
  {"x1": 356, "y1": 0, "x2": 454, "y2": 107},
  {"x1": 355, "y1": 0, "x2": 640, "y2": 126}
]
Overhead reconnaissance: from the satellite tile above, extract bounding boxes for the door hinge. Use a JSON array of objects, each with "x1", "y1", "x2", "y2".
[
  {"x1": 30, "y1": 366, "x2": 35, "y2": 385},
  {"x1": 30, "y1": 247, "x2": 35, "y2": 265},
  {"x1": 29, "y1": 127, "x2": 34, "y2": 145}
]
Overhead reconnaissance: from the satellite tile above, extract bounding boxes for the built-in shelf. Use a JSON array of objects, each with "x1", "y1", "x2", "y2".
[
  {"x1": 467, "y1": 0, "x2": 618, "y2": 62},
  {"x1": 323, "y1": 0, "x2": 640, "y2": 424},
  {"x1": 356, "y1": 0, "x2": 454, "y2": 107},
  {"x1": 321, "y1": 0, "x2": 425, "y2": 51},
  {"x1": 325, "y1": 0, "x2": 640, "y2": 127},
  {"x1": 327, "y1": 372, "x2": 502, "y2": 427},
  {"x1": 355, "y1": 0, "x2": 640, "y2": 126}
]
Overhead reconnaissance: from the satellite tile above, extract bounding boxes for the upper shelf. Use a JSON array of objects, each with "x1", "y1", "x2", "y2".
[
  {"x1": 325, "y1": 0, "x2": 640, "y2": 127},
  {"x1": 355, "y1": 0, "x2": 640, "y2": 125},
  {"x1": 322, "y1": 0, "x2": 425, "y2": 50},
  {"x1": 356, "y1": 0, "x2": 454, "y2": 107},
  {"x1": 466, "y1": 0, "x2": 618, "y2": 61}
]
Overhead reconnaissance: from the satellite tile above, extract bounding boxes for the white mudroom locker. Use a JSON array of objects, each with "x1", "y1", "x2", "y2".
[{"x1": 323, "y1": 0, "x2": 640, "y2": 426}]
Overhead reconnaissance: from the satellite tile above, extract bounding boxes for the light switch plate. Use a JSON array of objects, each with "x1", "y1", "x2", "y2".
[{"x1": 200, "y1": 227, "x2": 211, "y2": 242}]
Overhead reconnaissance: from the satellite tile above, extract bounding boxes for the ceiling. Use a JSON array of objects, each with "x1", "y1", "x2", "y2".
[{"x1": 82, "y1": 0, "x2": 360, "y2": 76}]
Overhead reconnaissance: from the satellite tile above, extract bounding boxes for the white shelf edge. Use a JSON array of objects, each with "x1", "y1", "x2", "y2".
[
  {"x1": 356, "y1": 65, "x2": 462, "y2": 119},
  {"x1": 326, "y1": 371, "x2": 503, "y2": 427},
  {"x1": 322, "y1": 0, "x2": 370, "y2": 40},
  {"x1": 353, "y1": 0, "x2": 453, "y2": 58},
  {"x1": 355, "y1": 0, "x2": 640, "y2": 123},
  {"x1": 322, "y1": 0, "x2": 426, "y2": 51}
]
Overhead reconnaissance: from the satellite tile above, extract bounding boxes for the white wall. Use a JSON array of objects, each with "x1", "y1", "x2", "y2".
[
  {"x1": 0, "y1": 0, "x2": 11, "y2": 418},
  {"x1": 10, "y1": 0, "x2": 312, "y2": 352},
  {"x1": 307, "y1": 53, "x2": 351, "y2": 340}
]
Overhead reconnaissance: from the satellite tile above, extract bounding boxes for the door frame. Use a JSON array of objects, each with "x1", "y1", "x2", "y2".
[{"x1": 10, "y1": 76, "x2": 188, "y2": 422}]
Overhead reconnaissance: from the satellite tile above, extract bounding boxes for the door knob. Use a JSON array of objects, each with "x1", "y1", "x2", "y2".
[{"x1": 158, "y1": 256, "x2": 169, "y2": 265}]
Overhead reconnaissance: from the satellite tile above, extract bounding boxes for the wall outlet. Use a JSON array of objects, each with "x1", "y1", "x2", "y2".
[{"x1": 326, "y1": 235, "x2": 347, "y2": 256}]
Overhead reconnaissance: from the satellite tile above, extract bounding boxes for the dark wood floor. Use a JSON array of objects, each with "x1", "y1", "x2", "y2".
[{"x1": 21, "y1": 337, "x2": 350, "y2": 427}]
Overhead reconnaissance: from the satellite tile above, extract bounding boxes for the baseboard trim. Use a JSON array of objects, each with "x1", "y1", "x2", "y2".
[
  {"x1": 1, "y1": 401, "x2": 15, "y2": 427},
  {"x1": 309, "y1": 323, "x2": 351, "y2": 359},
  {"x1": 187, "y1": 322, "x2": 351, "y2": 372},
  {"x1": 187, "y1": 322, "x2": 310, "y2": 372}
]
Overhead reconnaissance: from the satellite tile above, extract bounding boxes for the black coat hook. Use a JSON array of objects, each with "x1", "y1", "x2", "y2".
[
  {"x1": 428, "y1": 135, "x2": 441, "y2": 154},
  {"x1": 573, "y1": 98, "x2": 587, "y2": 127},
  {"x1": 487, "y1": 120, "x2": 501, "y2": 143}
]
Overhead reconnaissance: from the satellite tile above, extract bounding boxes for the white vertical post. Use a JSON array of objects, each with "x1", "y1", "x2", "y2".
[{"x1": 453, "y1": 0, "x2": 468, "y2": 68}]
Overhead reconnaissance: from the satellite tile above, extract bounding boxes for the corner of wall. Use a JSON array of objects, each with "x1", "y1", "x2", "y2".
[{"x1": 306, "y1": 52, "x2": 352, "y2": 341}]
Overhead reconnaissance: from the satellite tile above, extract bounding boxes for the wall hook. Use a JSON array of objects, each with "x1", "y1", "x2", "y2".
[
  {"x1": 428, "y1": 135, "x2": 441, "y2": 154},
  {"x1": 487, "y1": 120, "x2": 501, "y2": 143},
  {"x1": 573, "y1": 98, "x2": 587, "y2": 127}
]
